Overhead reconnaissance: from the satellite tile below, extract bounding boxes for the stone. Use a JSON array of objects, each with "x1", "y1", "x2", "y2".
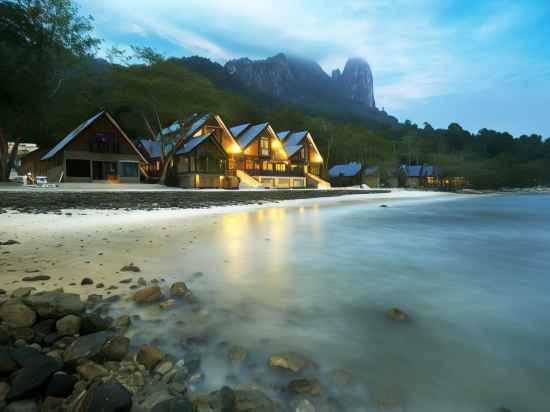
[
  {"x1": 0, "y1": 240, "x2": 19, "y2": 245},
  {"x1": 45, "y1": 372, "x2": 78, "y2": 397},
  {"x1": 10, "y1": 288, "x2": 35, "y2": 299},
  {"x1": 113, "y1": 315, "x2": 131, "y2": 330},
  {"x1": 21, "y1": 275, "x2": 50, "y2": 282},
  {"x1": 0, "y1": 381, "x2": 10, "y2": 400},
  {"x1": 77, "y1": 361, "x2": 109, "y2": 381},
  {"x1": 137, "y1": 345, "x2": 163, "y2": 370},
  {"x1": 159, "y1": 299, "x2": 176, "y2": 310},
  {"x1": 6, "y1": 353, "x2": 63, "y2": 401},
  {"x1": 268, "y1": 352, "x2": 312, "y2": 373},
  {"x1": 41, "y1": 396, "x2": 65, "y2": 412},
  {"x1": 10, "y1": 328, "x2": 34, "y2": 342},
  {"x1": 81, "y1": 278, "x2": 94, "y2": 286},
  {"x1": 79, "y1": 382, "x2": 132, "y2": 412},
  {"x1": 386, "y1": 308, "x2": 409, "y2": 321},
  {"x1": 234, "y1": 389, "x2": 281, "y2": 412},
  {"x1": 294, "y1": 399, "x2": 316, "y2": 412},
  {"x1": 80, "y1": 314, "x2": 111, "y2": 335},
  {"x1": 151, "y1": 397, "x2": 194, "y2": 412},
  {"x1": 120, "y1": 263, "x2": 141, "y2": 272},
  {"x1": 228, "y1": 347, "x2": 247, "y2": 365},
  {"x1": 33, "y1": 318, "x2": 56, "y2": 336},
  {"x1": 24, "y1": 291, "x2": 84, "y2": 317},
  {"x1": 56, "y1": 314, "x2": 82, "y2": 336},
  {"x1": 137, "y1": 278, "x2": 146, "y2": 286},
  {"x1": 170, "y1": 282, "x2": 190, "y2": 299},
  {"x1": 102, "y1": 336, "x2": 130, "y2": 361},
  {"x1": 288, "y1": 378, "x2": 321, "y2": 396},
  {"x1": 0, "y1": 327, "x2": 11, "y2": 345},
  {"x1": 4, "y1": 399, "x2": 39, "y2": 412},
  {"x1": 63, "y1": 331, "x2": 114, "y2": 363},
  {"x1": 154, "y1": 361, "x2": 173, "y2": 375},
  {"x1": 0, "y1": 347, "x2": 17, "y2": 375},
  {"x1": 133, "y1": 287, "x2": 162, "y2": 304},
  {"x1": 0, "y1": 300, "x2": 36, "y2": 328}
]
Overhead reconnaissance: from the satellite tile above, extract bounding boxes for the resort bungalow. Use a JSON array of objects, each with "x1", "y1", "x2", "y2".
[
  {"x1": 230, "y1": 122, "x2": 301, "y2": 188},
  {"x1": 328, "y1": 162, "x2": 380, "y2": 187},
  {"x1": 277, "y1": 130, "x2": 330, "y2": 189},
  {"x1": 41, "y1": 112, "x2": 147, "y2": 183},
  {"x1": 399, "y1": 164, "x2": 438, "y2": 188}
]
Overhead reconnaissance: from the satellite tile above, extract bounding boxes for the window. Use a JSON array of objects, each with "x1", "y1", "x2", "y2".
[
  {"x1": 260, "y1": 136, "x2": 269, "y2": 157},
  {"x1": 89, "y1": 132, "x2": 120, "y2": 153},
  {"x1": 245, "y1": 159, "x2": 254, "y2": 170},
  {"x1": 66, "y1": 159, "x2": 90, "y2": 177},
  {"x1": 262, "y1": 161, "x2": 273, "y2": 171},
  {"x1": 275, "y1": 163, "x2": 286, "y2": 173},
  {"x1": 120, "y1": 162, "x2": 138, "y2": 177}
]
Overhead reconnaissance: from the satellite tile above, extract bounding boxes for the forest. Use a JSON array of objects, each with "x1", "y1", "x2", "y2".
[{"x1": 1, "y1": 0, "x2": 549, "y2": 189}]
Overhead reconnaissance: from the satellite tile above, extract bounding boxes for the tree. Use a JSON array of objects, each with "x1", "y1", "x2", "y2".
[{"x1": 0, "y1": 0, "x2": 99, "y2": 180}]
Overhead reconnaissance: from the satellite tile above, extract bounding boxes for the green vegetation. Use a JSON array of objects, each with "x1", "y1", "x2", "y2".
[{"x1": 1, "y1": 0, "x2": 549, "y2": 188}]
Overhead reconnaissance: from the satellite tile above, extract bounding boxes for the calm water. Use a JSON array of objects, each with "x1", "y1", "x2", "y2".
[{"x1": 131, "y1": 194, "x2": 550, "y2": 411}]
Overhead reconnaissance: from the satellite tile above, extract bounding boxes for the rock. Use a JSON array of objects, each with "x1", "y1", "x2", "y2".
[
  {"x1": 56, "y1": 314, "x2": 81, "y2": 336},
  {"x1": 0, "y1": 381, "x2": 9, "y2": 400},
  {"x1": 0, "y1": 327, "x2": 10, "y2": 345},
  {"x1": 6, "y1": 350, "x2": 63, "y2": 401},
  {"x1": 0, "y1": 240, "x2": 19, "y2": 246},
  {"x1": 154, "y1": 361, "x2": 173, "y2": 375},
  {"x1": 294, "y1": 399, "x2": 316, "y2": 412},
  {"x1": 96, "y1": 283, "x2": 104, "y2": 289},
  {"x1": 133, "y1": 287, "x2": 162, "y2": 304},
  {"x1": 102, "y1": 336, "x2": 130, "y2": 361},
  {"x1": 234, "y1": 389, "x2": 281, "y2": 412},
  {"x1": 386, "y1": 308, "x2": 409, "y2": 321},
  {"x1": 10, "y1": 288, "x2": 35, "y2": 299},
  {"x1": 170, "y1": 282, "x2": 190, "y2": 298},
  {"x1": 136, "y1": 345, "x2": 163, "y2": 370},
  {"x1": 0, "y1": 300, "x2": 36, "y2": 328},
  {"x1": 0, "y1": 347, "x2": 17, "y2": 375},
  {"x1": 228, "y1": 347, "x2": 247, "y2": 365},
  {"x1": 10, "y1": 328, "x2": 34, "y2": 342},
  {"x1": 24, "y1": 291, "x2": 84, "y2": 317},
  {"x1": 77, "y1": 361, "x2": 109, "y2": 381},
  {"x1": 113, "y1": 315, "x2": 131, "y2": 330},
  {"x1": 45, "y1": 371, "x2": 78, "y2": 397},
  {"x1": 4, "y1": 399, "x2": 39, "y2": 412},
  {"x1": 81, "y1": 278, "x2": 94, "y2": 286},
  {"x1": 79, "y1": 382, "x2": 132, "y2": 412},
  {"x1": 119, "y1": 278, "x2": 132, "y2": 284},
  {"x1": 21, "y1": 275, "x2": 50, "y2": 282},
  {"x1": 220, "y1": 386, "x2": 237, "y2": 412},
  {"x1": 63, "y1": 331, "x2": 114, "y2": 363},
  {"x1": 151, "y1": 397, "x2": 194, "y2": 412},
  {"x1": 268, "y1": 353, "x2": 312, "y2": 373},
  {"x1": 80, "y1": 314, "x2": 111, "y2": 335},
  {"x1": 41, "y1": 396, "x2": 65, "y2": 412},
  {"x1": 159, "y1": 299, "x2": 176, "y2": 310},
  {"x1": 120, "y1": 263, "x2": 140, "y2": 273},
  {"x1": 288, "y1": 378, "x2": 321, "y2": 396},
  {"x1": 137, "y1": 278, "x2": 146, "y2": 286},
  {"x1": 33, "y1": 318, "x2": 56, "y2": 336}
]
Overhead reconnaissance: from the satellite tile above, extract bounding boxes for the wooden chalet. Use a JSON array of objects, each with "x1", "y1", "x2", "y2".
[
  {"x1": 328, "y1": 162, "x2": 380, "y2": 187},
  {"x1": 399, "y1": 164, "x2": 438, "y2": 188},
  {"x1": 41, "y1": 112, "x2": 146, "y2": 183}
]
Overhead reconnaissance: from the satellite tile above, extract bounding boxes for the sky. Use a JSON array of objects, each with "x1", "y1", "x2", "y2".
[{"x1": 77, "y1": 0, "x2": 550, "y2": 137}]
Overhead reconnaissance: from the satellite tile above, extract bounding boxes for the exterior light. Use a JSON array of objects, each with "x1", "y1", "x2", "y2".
[
  {"x1": 313, "y1": 154, "x2": 323, "y2": 163},
  {"x1": 271, "y1": 139, "x2": 281, "y2": 149},
  {"x1": 230, "y1": 144, "x2": 241, "y2": 154}
]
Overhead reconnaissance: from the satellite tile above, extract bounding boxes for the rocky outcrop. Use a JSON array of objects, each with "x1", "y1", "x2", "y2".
[{"x1": 333, "y1": 57, "x2": 375, "y2": 108}]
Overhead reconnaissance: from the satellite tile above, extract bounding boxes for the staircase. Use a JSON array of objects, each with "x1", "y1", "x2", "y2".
[
  {"x1": 306, "y1": 173, "x2": 331, "y2": 189},
  {"x1": 236, "y1": 170, "x2": 262, "y2": 188}
]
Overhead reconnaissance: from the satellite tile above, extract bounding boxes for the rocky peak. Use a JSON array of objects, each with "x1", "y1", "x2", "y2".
[{"x1": 335, "y1": 57, "x2": 375, "y2": 108}]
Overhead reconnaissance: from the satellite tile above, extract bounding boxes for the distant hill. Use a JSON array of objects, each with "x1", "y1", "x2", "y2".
[{"x1": 170, "y1": 53, "x2": 397, "y2": 126}]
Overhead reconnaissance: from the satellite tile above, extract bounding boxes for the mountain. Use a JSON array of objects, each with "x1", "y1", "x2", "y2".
[{"x1": 173, "y1": 53, "x2": 394, "y2": 125}]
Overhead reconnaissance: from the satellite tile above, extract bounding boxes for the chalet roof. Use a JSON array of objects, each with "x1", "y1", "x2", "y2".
[
  {"x1": 159, "y1": 121, "x2": 183, "y2": 137},
  {"x1": 329, "y1": 162, "x2": 362, "y2": 177},
  {"x1": 230, "y1": 123, "x2": 251, "y2": 138},
  {"x1": 285, "y1": 131, "x2": 308, "y2": 147},
  {"x1": 185, "y1": 113, "x2": 213, "y2": 138},
  {"x1": 41, "y1": 112, "x2": 104, "y2": 160},
  {"x1": 285, "y1": 144, "x2": 303, "y2": 157},
  {"x1": 236, "y1": 122, "x2": 268, "y2": 149},
  {"x1": 364, "y1": 165, "x2": 379, "y2": 176},
  {"x1": 277, "y1": 131, "x2": 291, "y2": 141},
  {"x1": 175, "y1": 132, "x2": 213, "y2": 155},
  {"x1": 401, "y1": 164, "x2": 436, "y2": 177}
]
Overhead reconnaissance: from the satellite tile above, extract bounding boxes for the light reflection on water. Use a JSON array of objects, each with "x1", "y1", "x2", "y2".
[{"x1": 127, "y1": 194, "x2": 550, "y2": 412}]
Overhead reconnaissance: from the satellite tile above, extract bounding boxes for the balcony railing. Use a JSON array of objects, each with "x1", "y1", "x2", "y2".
[{"x1": 247, "y1": 169, "x2": 305, "y2": 177}]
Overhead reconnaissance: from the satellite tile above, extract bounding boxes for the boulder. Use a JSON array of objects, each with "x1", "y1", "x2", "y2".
[
  {"x1": 21, "y1": 275, "x2": 50, "y2": 282},
  {"x1": 56, "y1": 314, "x2": 81, "y2": 336},
  {"x1": 288, "y1": 378, "x2": 321, "y2": 396},
  {"x1": 6, "y1": 353, "x2": 63, "y2": 401},
  {"x1": 77, "y1": 361, "x2": 109, "y2": 381},
  {"x1": 41, "y1": 396, "x2": 65, "y2": 412},
  {"x1": 294, "y1": 399, "x2": 316, "y2": 412},
  {"x1": 159, "y1": 299, "x2": 176, "y2": 310},
  {"x1": 0, "y1": 347, "x2": 17, "y2": 375},
  {"x1": 24, "y1": 291, "x2": 84, "y2": 318},
  {"x1": 136, "y1": 345, "x2": 163, "y2": 370},
  {"x1": 386, "y1": 308, "x2": 409, "y2": 321},
  {"x1": 4, "y1": 399, "x2": 39, "y2": 412},
  {"x1": 170, "y1": 282, "x2": 190, "y2": 299},
  {"x1": 234, "y1": 389, "x2": 281, "y2": 412},
  {"x1": 268, "y1": 352, "x2": 312, "y2": 373},
  {"x1": 10, "y1": 288, "x2": 35, "y2": 299},
  {"x1": 45, "y1": 372, "x2": 78, "y2": 398},
  {"x1": 112, "y1": 315, "x2": 131, "y2": 330},
  {"x1": 133, "y1": 287, "x2": 162, "y2": 304},
  {"x1": 0, "y1": 300, "x2": 36, "y2": 328},
  {"x1": 63, "y1": 331, "x2": 114, "y2": 363},
  {"x1": 0, "y1": 381, "x2": 10, "y2": 400},
  {"x1": 151, "y1": 397, "x2": 194, "y2": 412},
  {"x1": 0, "y1": 326, "x2": 11, "y2": 345},
  {"x1": 81, "y1": 278, "x2": 94, "y2": 286},
  {"x1": 78, "y1": 382, "x2": 132, "y2": 412},
  {"x1": 102, "y1": 336, "x2": 130, "y2": 361},
  {"x1": 80, "y1": 314, "x2": 111, "y2": 335},
  {"x1": 120, "y1": 263, "x2": 140, "y2": 272}
]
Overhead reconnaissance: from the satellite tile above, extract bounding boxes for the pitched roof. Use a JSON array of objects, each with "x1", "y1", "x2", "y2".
[
  {"x1": 41, "y1": 112, "x2": 104, "y2": 160},
  {"x1": 364, "y1": 166, "x2": 379, "y2": 176},
  {"x1": 230, "y1": 123, "x2": 251, "y2": 138},
  {"x1": 285, "y1": 144, "x2": 303, "y2": 157},
  {"x1": 159, "y1": 121, "x2": 183, "y2": 137},
  {"x1": 401, "y1": 164, "x2": 436, "y2": 177},
  {"x1": 329, "y1": 162, "x2": 363, "y2": 177},
  {"x1": 277, "y1": 130, "x2": 291, "y2": 141},
  {"x1": 285, "y1": 131, "x2": 308, "y2": 147},
  {"x1": 185, "y1": 113, "x2": 213, "y2": 138},
  {"x1": 236, "y1": 122, "x2": 268, "y2": 149},
  {"x1": 175, "y1": 132, "x2": 213, "y2": 155}
]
